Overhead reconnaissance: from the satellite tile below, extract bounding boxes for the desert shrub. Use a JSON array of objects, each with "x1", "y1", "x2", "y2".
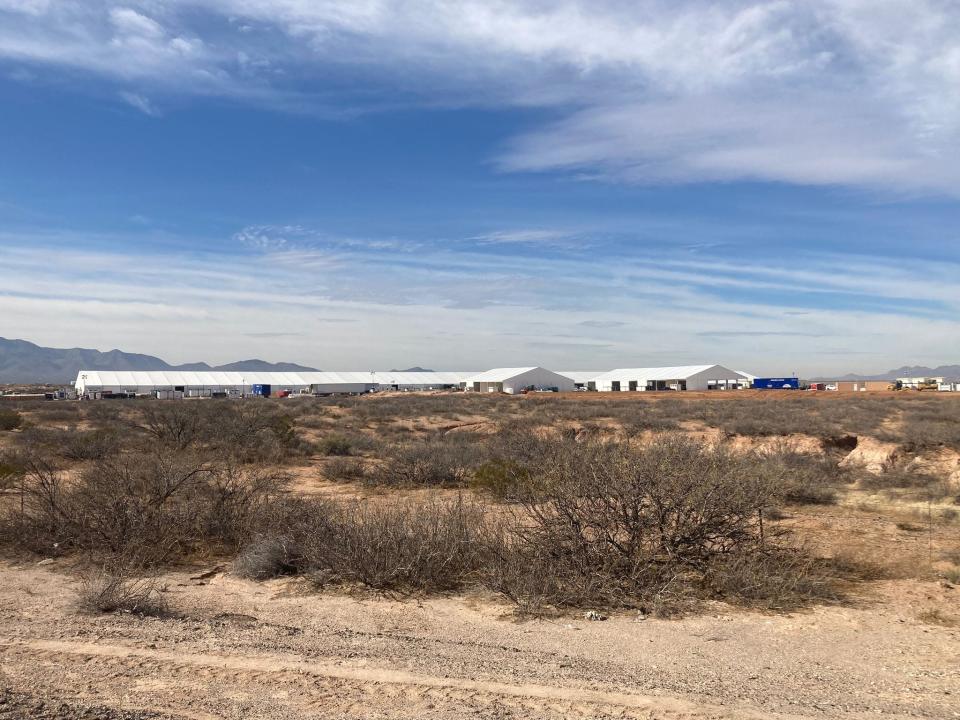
[
  {"x1": 76, "y1": 569, "x2": 169, "y2": 616},
  {"x1": 318, "y1": 434, "x2": 352, "y2": 456},
  {"x1": 702, "y1": 549, "x2": 837, "y2": 609},
  {"x1": 298, "y1": 496, "x2": 488, "y2": 592},
  {"x1": 26, "y1": 404, "x2": 80, "y2": 424},
  {"x1": 205, "y1": 403, "x2": 306, "y2": 463},
  {"x1": 858, "y1": 462, "x2": 957, "y2": 501},
  {"x1": 233, "y1": 535, "x2": 300, "y2": 580},
  {"x1": 0, "y1": 448, "x2": 287, "y2": 564},
  {"x1": 83, "y1": 402, "x2": 122, "y2": 427},
  {"x1": 60, "y1": 429, "x2": 121, "y2": 461},
  {"x1": 139, "y1": 403, "x2": 203, "y2": 450},
  {"x1": 323, "y1": 456, "x2": 366, "y2": 482},
  {"x1": 756, "y1": 444, "x2": 844, "y2": 505},
  {"x1": 0, "y1": 454, "x2": 22, "y2": 491},
  {"x1": 0, "y1": 409, "x2": 22, "y2": 431},
  {"x1": 369, "y1": 442, "x2": 472, "y2": 487},
  {"x1": 478, "y1": 435, "x2": 817, "y2": 611},
  {"x1": 471, "y1": 459, "x2": 531, "y2": 499},
  {"x1": 197, "y1": 463, "x2": 289, "y2": 548}
]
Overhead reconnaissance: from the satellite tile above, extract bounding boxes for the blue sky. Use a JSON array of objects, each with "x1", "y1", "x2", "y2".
[{"x1": 1, "y1": 1, "x2": 959, "y2": 375}]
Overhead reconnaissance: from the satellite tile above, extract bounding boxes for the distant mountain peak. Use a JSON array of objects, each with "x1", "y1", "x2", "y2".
[
  {"x1": 390, "y1": 366, "x2": 433, "y2": 372},
  {"x1": 820, "y1": 364, "x2": 960, "y2": 381},
  {"x1": 0, "y1": 337, "x2": 318, "y2": 384}
]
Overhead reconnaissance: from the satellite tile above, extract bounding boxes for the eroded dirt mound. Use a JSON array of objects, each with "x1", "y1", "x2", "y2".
[{"x1": 839, "y1": 437, "x2": 901, "y2": 473}]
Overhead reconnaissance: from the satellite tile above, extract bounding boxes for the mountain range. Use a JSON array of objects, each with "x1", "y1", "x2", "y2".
[
  {"x1": 828, "y1": 366, "x2": 960, "y2": 382},
  {"x1": 0, "y1": 337, "x2": 318, "y2": 384}
]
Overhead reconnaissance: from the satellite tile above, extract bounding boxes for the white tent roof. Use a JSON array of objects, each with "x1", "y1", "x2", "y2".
[
  {"x1": 75, "y1": 370, "x2": 474, "y2": 389},
  {"x1": 556, "y1": 371, "x2": 605, "y2": 383},
  {"x1": 373, "y1": 371, "x2": 473, "y2": 385},
  {"x1": 464, "y1": 367, "x2": 538, "y2": 383},
  {"x1": 592, "y1": 365, "x2": 745, "y2": 382},
  {"x1": 76, "y1": 370, "x2": 323, "y2": 388}
]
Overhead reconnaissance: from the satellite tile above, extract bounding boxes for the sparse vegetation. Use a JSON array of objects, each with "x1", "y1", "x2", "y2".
[
  {"x1": 0, "y1": 409, "x2": 23, "y2": 431},
  {"x1": 2, "y1": 392, "x2": 959, "y2": 616}
]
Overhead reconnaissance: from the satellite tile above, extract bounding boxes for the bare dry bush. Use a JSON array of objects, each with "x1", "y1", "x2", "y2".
[
  {"x1": 233, "y1": 535, "x2": 300, "y2": 580},
  {"x1": 369, "y1": 441, "x2": 475, "y2": 487},
  {"x1": 479, "y1": 435, "x2": 831, "y2": 611},
  {"x1": 234, "y1": 496, "x2": 489, "y2": 593},
  {"x1": 323, "y1": 456, "x2": 366, "y2": 482},
  {"x1": 318, "y1": 434, "x2": 353, "y2": 456},
  {"x1": 756, "y1": 443, "x2": 845, "y2": 505},
  {"x1": 18, "y1": 427, "x2": 122, "y2": 461},
  {"x1": 0, "y1": 453, "x2": 22, "y2": 491},
  {"x1": 76, "y1": 569, "x2": 169, "y2": 616},
  {"x1": 1, "y1": 447, "x2": 287, "y2": 564},
  {"x1": 303, "y1": 497, "x2": 487, "y2": 592},
  {"x1": 139, "y1": 403, "x2": 204, "y2": 450}
]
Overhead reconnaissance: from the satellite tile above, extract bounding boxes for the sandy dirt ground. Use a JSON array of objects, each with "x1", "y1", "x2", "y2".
[{"x1": 1, "y1": 560, "x2": 958, "y2": 720}]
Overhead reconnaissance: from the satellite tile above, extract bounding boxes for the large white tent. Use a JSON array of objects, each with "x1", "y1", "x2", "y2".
[
  {"x1": 590, "y1": 365, "x2": 748, "y2": 392},
  {"x1": 464, "y1": 367, "x2": 576, "y2": 394},
  {"x1": 74, "y1": 370, "x2": 471, "y2": 396}
]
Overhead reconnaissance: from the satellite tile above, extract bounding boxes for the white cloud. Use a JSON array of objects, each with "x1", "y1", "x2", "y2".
[
  {"x1": 471, "y1": 229, "x2": 582, "y2": 246},
  {"x1": 1, "y1": 1, "x2": 959, "y2": 193},
  {"x1": 109, "y1": 7, "x2": 165, "y2": 38},
  {"x1": 119, "y1": 90, "x2": 159, "y2": 115}
]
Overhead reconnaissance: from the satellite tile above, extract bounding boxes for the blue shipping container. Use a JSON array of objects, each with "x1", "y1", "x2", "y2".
[
  {"x1": 252, "y1": 383, "x2": 272, "y2": 397},
  {"x1": 753, "y1": 377, "x2": 800, "y2": 390}
]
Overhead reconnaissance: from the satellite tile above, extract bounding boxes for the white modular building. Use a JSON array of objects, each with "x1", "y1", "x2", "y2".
[
  {"x1": 465, "y1": 367, "x2": 577, "y2": 394},
  {"x1": 590, "y1": 365, "x2": 748, "y2": 392}
]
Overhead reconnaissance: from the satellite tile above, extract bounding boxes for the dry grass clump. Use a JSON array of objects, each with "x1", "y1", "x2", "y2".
[
  {"x1": 858, "y1": 462, "x2": 958, "y2": 502},
  {"x1": 233, "y1": 535, "x2": 300, "y2": 580},
  {"x1": 322, "y1": 456, "x2": 366, "y2": 482},
  {"x1": 76, "y1": 569, "x2": 170, "y2": 617}
]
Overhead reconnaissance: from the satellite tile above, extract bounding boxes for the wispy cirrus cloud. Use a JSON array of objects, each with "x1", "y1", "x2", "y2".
[
  {"x1": 119, "y1": 90, "x2": 159, "y2": 116},
  {"x1": 2, "y1": 226, "x2": 959, "y2": 374}
]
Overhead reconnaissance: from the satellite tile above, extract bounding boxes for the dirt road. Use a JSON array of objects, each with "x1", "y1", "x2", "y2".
[{"x1": 1, "y1": 561, "x2": 958, "y2": 719}]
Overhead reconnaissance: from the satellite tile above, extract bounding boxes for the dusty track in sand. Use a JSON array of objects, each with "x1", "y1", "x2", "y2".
[
  {"x1": 2, "y1": 637, "x2": 788, "y2": 720},
  {"x1": 2, "y1": 563, "x2": 959, "y2": 719}
]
